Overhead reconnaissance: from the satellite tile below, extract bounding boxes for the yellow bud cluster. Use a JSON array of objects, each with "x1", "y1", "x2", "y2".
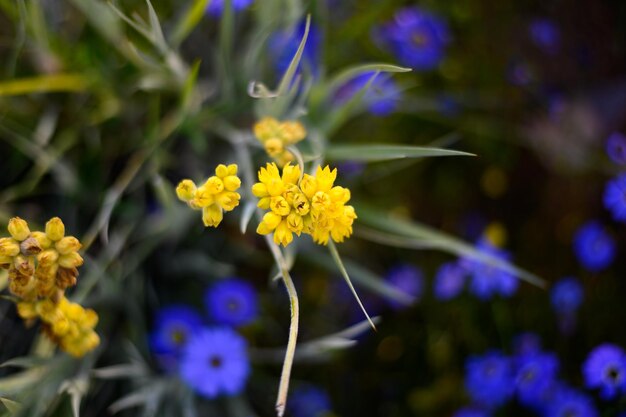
[
  {"x1": 176, "y1": 164, "x2": 242, "y2": 228},
  {"x1": 252, "y1": 163, "x2": 357, "y2": 246},
  {"x1": 1, "y1": 217, "x2": 98, "y2": 357},
  {"x1": 17, "y1": 296, "x2": 99, "y2": 358},
  {"x1": 253, "y1": 117, "x2": 306, "y2": 166}
]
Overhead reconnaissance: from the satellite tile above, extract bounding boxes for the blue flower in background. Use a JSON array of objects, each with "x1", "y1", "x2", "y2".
[
  {"x1": 514, "y1": 351, "x2": 559, "y2": 408},
  {"x1": 384, "y1": 264, "x2": 424, "y2": 309},
  {"x1": 206, "y1": 0, "x2": 253, "y2": 16},
  {"x1": 462, "y1": 240, "x2": 518, "y2": 300},
  {"x1": 545, "y1": 386, "x2": 598, "y2": 417},
  {"x1": 582, "y1": 344, "x2": 626, "y2": 400},
  {"x1": 374, "y1": 6, "x2": 450, "y2": 71},
  {"x1": 529, "y1": 18, "x2": 560, "y2": 54},
  {"x1": 512, "y1": 332, "x2": 542, "y2": 355},
  {"x1": 269, "y1": 20, "x2": 321, "y2": 77},
  {"x1": 606, "y1": 132, "x2": 626, "y2": 165},
  {"x1": 452, "y1": 407, "x2": 491, "y2": 417},
  {"x1": 433, "y1": 261, "x2": 466, "y2": 300},
  {"x1": 551, "y1": 277, "x2": 584, "y2": 315},
  {"x1": 465, "y1": 351, "x2": 514, "y2": 408},
  {"x1": 573, "y1": 221, "x2": 615, "y2": 272},
  {"x1": 150, "y1": 305, "x2": 204, "y2": 356},
  {"x1": 180, "y1": 327, "x2": 249, "y2": 398},
  {"x1": 334, "y1": 72, "x2": 402, "y2": 116},
  {"x1": 288, "y1": 385, "x2": 332, "y2": 417},
  {"x1": 603, "y1": 174, "x2": 626, "y2": 222},
  {"x1": 205, "y1": 278, "x2": 258, "y2": 327}
]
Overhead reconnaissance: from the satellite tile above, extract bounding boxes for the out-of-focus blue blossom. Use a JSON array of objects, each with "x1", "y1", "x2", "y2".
[
  {"x1": 513, "y1": 333, "x2": 542, "y2": 355},
  {"x1": 544, "y1": 386, "x2": 598, "y2": 417},
  {"x1": 336, "y1": 161, "x2": 366, "y2": 179},
  {"x1": 514, "y1": 351, "x2": 559, "y2": 408},
  {"x1": 582, "y1": 344, "x2": 626, "y2": 400},
  {"x1": 269, "y1": 20, "x2": 321, "y2": 77},
  {"x1": 465, "y1": 351, "x2": 514, "y2": 408},
  {"x1": 603, "y1": 174, "x2": 626, "y2": 222},
  {"x1": 334, "y1": 72, "x2": 402, "y2": 116},
  {"x1": 384, "y1": 264, "x2": 424, "y2": 309},
  {"x1": 150, "y1": 305, "x2": 203, "y2": 356},
  {"x1": 452, "y1": 407, "x2": 491, "y2": 417},
  {"x1": 433, "y1": 261, "x2": 466, "y2": 300},
  {"x1": 436, "y1": 94, "x2": 461, "y2": 117},
  {"x1": 573, "y1": 221, "x2": 615, "y2": 272},
  {"x1": 551, "y1": 277, "x2": 584, "y2": 315},
  {"x1": 374, "y1": 6, "x2": 450, "y2": 71},
  {"x1": 206, "y1": 0, "x2": 253, "y2": 16},
  {"x1": 507, "y1": 60, "x2": 534, "y2": 86},
  {"x1": 529, "y1": 18, "x2": 561, "y2": 54},
  {"x1": 462, "y1": 240, "x2": 518, "y2": 300},
  {"x1": 288, "y1": 385, "x2": 332, "y2": 417},
  {"x1": 180, "y1": 327, "x2": 249, "y2": 398},
  {"x1": 606, "y1": 132, "x2": 626, "y2": 165},
  {"x1": 204, "y1": 278, "x2": 258, "y2": 327}
]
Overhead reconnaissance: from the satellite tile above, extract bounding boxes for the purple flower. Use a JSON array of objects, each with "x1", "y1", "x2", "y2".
[
  {"x1": 529, "y1": 18, "x2": 560, "y2": 54},
  {"x1": 433, "y1": 261, "x2": 466, "y2": 300},
  {"x1": 544, "y1": 386, "x2": 598, "y2": 417},
  {"x1": 288, "y1": 385, "x2": 332, "y2": 417},
  {"x1": 452, "y1": 407, "x2": 491, "y2": 417},
  {"x1": 384, "y1": 264, "x2": 424, "y2": 309},
  {"x1": 269, "y1": 20, "x2": 321, "y2": 77},
  {"x1": 603, "y1": 174, "x2": 626, "y2": 222},
  {"x1": 573, "y1": 221, "x2": 615, "y2": 272},
  {"x1": 465, "y1": 351, "x2": 514, "y2": 408},
  {"x1": 374, "y1": 6, "x2": 450, "y2": 71},
  {"x1": 462, "y1": 240, "x2": 518, "y2": 300},
  {"x1": 206, "y1": 0, "x2": 253, "y2": 16},
  {"x1": 149, "y1": 305, "x2": 203, "y2": 356},
  {"x1": 180, "y1": 327, "x2": 249, "y2": 398},
  {"x1": 582, "y1": 344, "x2": 626, "y2": 400},
  {"x1": 204, "y1": 278, "x2": 258, "y2": 327},
  {"x1": 512, "y1": 333, "x2": 542, "y2": 356},
  {"x1": 514, "y1": 351, "x2": 560, "y2": 408},
  {"x1": 334, "y1": 72, "x2": 402, "y2": 116},
  {"x1": 551, "y1": 277, "x2": 584, "y2": 315},
  {"x1": 606, "y1": 132, "x2": 626, "y2": 165}
]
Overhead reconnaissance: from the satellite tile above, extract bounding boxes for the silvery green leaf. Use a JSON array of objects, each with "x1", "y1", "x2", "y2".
[{"x1": 326, "y1": 144, "x2": 474, "y2": 162}]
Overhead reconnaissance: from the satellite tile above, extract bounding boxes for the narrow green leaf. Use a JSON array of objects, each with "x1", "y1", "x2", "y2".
[
  {"x1": 326, "y1": 144, "x2": 475, "y2": 162},
  {"x1": 239, "y1": 201, "x2": 256, "y2": 234},
  {"x1": 171, "y1": 0, "x2": 212, "y2": 46},
  {"x1": 276, "y1": 15, "x2": 310, "y2": 97},
  {"x1": 68, "y1": 0, "x2": 123, "y2": 44},
  {"x1": 328, "y1": 241, "x2": 377, "y2": 330},
  {"x1": 0, "y1": 74, "x2": 89, "y2": 96},
  {"x1": 0, "y1": 357, "x2": 48, "y2": 369},
  {"x1": 145, "y1": 0, "x2": 167, "y2": 51},
  {"x1": 180, "y1": 60, "x2": 201, "y2": 112},
  {"x1": 324, "y1": 71, "x2": 379, "y2": 134},
  {"x1": 325, "y1": 63, "x2": 411, "y2": 94},
  {"x1": 0, "y1": 367, "x2": 48, "y2": 395},
  {"x1": 0, "y1": 398, "x2": 20, "y2": 414},
  {"x1": 356, "y1": 204, "x2": 546, "y2": 288}
]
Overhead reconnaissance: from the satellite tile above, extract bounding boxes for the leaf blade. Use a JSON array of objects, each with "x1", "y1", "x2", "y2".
[{"x1": 326, "y1": 144, "x2": 475, "y2": 162}]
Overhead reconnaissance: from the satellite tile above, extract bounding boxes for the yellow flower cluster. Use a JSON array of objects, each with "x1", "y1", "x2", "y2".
[
  {"x1": 252, "y1": 163, "x2": 357, "y2": 246},
  {"x1": 253, "y1": 117, "x2": 306, "y2": 166},
  {"x1": 0, "y1": 217, "x2": 98, "y2": 357},
  {"x1": 176, "y1": 164, "x2": 242, "y2": 228},
  {"x1": 17, "y1": 296, "x2": 99, "y2": 358}
]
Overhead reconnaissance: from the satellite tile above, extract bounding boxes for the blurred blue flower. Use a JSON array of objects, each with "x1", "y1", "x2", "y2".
[
  {"x1": 180, "y1": 327, "x2": 249, "y2": 398},
  {"x1": 206, "y1": 0, "x2": 253, "y2": 16},
  {"x1": 204, "y1": 278, "x2": 258, "y2": 327},
  {"x1": 551, "y1": 277, "x2": 584, "y2": 315},
  {"x1": 582, "y1": 344, "x2": 626, "y2": 400},
  {"x1": 269, "y1": 20, "x2": 321, "y2": 77},
  {"x1": 514, "y1": 351, "x2": 559, "y2": 408},
  {"x1": 606, "y1": 132, "x2": 626, "y2": 165},
  {"x1": 603, "y1": 174, "x2": 626, "y2": 222},
  {"x1": 334, "y1": 72, "x2": 402, "y2": 116},
  {"x1": 529, "y1": 18, "x2": 560, "y2": 54},
  {"x1": 512, "y1": 332, "x2": 542, "y2": 355},
  {"x1": 288, "y1": 385, "x2": 332, "y2": 417},
  {"x1": 384, "y1": 264, "x2": 424, "y2": 309},
  {"x1": 544, "y1": 386, "x2": 598, "y2": 417},
  {"x1": 374, "y1": 6, "x2": 450, "y2": 71},
  {"x1": 433, "y1": 261, "x2": 466, "y2": 300},
  {"x1": 452, "y1": 407, "x2": 491, "y2": 417},
  {"x1": 573, "y1": 221, "x2": 615, "y2": 271},
  {"x1": 507, "y1": 60, "x2": 534, "y2": 86},
  {"x1": 150, "y1": 305, "x2": 204, "y2": 356},
  {"x1": 465, "y1": 351, "x2": 514, "y2": 408},
  {"x1": 462, "y1": 240, "x2": 518, "y2": 300}
]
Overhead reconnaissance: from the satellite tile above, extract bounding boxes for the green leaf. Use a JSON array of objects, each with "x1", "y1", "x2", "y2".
[
  {"x1": 356, "y1": 204, "x2": 546, "y2": 288},
  {"x1": 68, "y1": 0, "x2": 123, "y2": 44},
  {"x1": 326, "y1": 144, "x2": 475, "y2": 162},
  {"x1": 0, "y1": 74, "x2": 89, "y2": 96},
  {"x1": 0, "y1": 398, "x2": 20, "y2": 414},
  {"x1": 276, "y1": 15, "x2": 311, "y2": 97},
  {"x1": 171, "y1": 0, "x2": 212, "y2": 46},
  {"x1": 325, "y1": 63, "x2": 411, "y2": 94},
  {"x1": 323, "y1": 71, "x2": 379, "y2": 134},
  {"x1": 239, "y1": 201, "x2": 256, "y2": 234},
  {"x1": 328, "y1": 241, "x2": 377, "y2": 330},
  {"x1": 145, "y1": 0, "x2": 167, "y2": 52},
  {"x1": 0, "y1": 367, "x2": 48, "y2": 395}
]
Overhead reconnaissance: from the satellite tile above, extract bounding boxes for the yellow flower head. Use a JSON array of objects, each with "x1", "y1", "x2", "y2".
[
  {"x1": 252, "y1": 163, "x2": 356, "y2": 247},
  {"x1": 176, "y1": 164, "x2": 241, "y2": 228},
  {"x1": 253, "y1": 117, "x2": 307, "y2": 166}
]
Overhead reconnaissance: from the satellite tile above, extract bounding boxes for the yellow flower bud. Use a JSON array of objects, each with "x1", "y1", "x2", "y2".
[
  {"x1": 300, "y1": 174, "x2": 318, "y2": 199},
  {"x1": 52, "y1": 317, "x2": 70, "y2": 336},
  {"x1": 176, "y1": 179, "x2": 197, "y2": 202},
  {"x1": 257, "y1": 197, "x2": 271, "y2": 210},
  {"x1": 0, "y1": 238, "x2": 20, "y2": 257},
  {"x1": 14, "y1": 255, "x2": 34, "y2": 276},
  {"x1": 0, "y1": 255, "x2": 12, "y2": 265},
  {"x1": 273, "y1": 221, "x2": 293, "y2": 247},
  {"x1": 227, "y1": 164, "x2": 238, "y2": 176},
  {"x1": 31, "y1": 231, "x2": 51, "y2": 250},
  {"x1": 251, "y1": 183, "x2": 268, "y2": 198},
  {"x1": 36, "y1": 299, "x2": 58, "y2": 322},
  {"x1": 329, "y1": 186, "x2": 351, "y2": 204},
  {"x1": 82, "y1": 309, "x2": 99, "y2": 328},
  {"x1": 254, "y1": 117, "x2": 280, "y2": 141},
  {"x1": 293, "y1": 193, "x2": 310, "y2": 216},
  {"x1": 223, "y1": 175, "x2": 241, "y2": 192},
  {"x1": 256, "y1": 221, "x2": 272, "y2": 235},
  {"x1": 264, "y1": 138, "x2": 284, "y2": 157},
  {"x1": 270, "y1": 196, "x2": 290, "y2": 216},
  {"x1": 58, "y1": 252, "x2": 84, "y2": 269},
  {"x1": 45, "y1": 217, "x2": 65, "y2": 241},
  {"x1": 204, "y1": 176, "x2": 225, "y2": 194},
  {"x1": 202, "y1": 205, "x2": 223, "y2": 228},
  {"x1": 286, "y1": 212, "x2": 304, "y2": 235},
  {"x1": 190, "y1": 186, "x2": 214, "y2": 209},
  {"x1": 16, "y1": 302, "x2": 37, "y2": 319},
  {"x1": 281, "y1": 163, "x2": 301, "y2": 185},
  {"x1": 55, "y1": 236, "x2": 82, "y2": 255},
  {"x1": 282, "y1": 121, "x2": 306, "y2": 144},
  {"x1": 217, "y1": 192, "x2": 240, "y2": 212},
  {"x1": 262, "y1": 212, "x2": 282, "y2": 230},
  {"x1": 215, "y1": 164, "x2": 229, "y2": 178},
  {"x1": 315, "y1": 166, "x2": 337, "y2": 192},
  {"x1": 266, "y1": 178, "x2": 286, "y2": 197},
  {"x1": 8, "y1": 217, "x2": 30, "y2": 241},
  {"x1": 311, "y1": 191, "x2": 331, "y2": 211},
  {"x1": 37, "y1": 249, "x2": 59, "y2": 267}
]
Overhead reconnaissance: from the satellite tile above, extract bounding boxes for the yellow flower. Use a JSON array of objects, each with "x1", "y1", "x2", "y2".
[
  {"x1": 176, "y1": 164, "x2": 241, "y2": 228},
  {"x1": 252, "y1": 117, "x2": 307, "y2": 166}
]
